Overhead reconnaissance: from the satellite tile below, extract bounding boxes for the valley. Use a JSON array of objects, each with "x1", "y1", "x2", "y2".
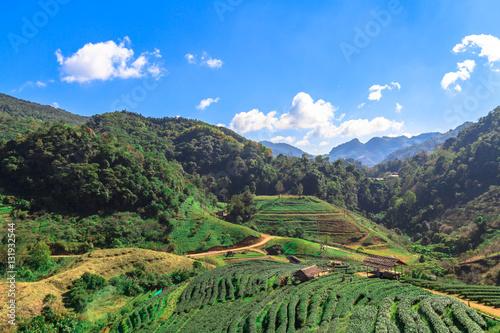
[{"x1": 0, "y1": 94, "x2": 499, "y2": 332}]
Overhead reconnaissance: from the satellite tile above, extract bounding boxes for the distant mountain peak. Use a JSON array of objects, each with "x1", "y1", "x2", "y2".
[
  {"x1": 260, "y1": 141, "x2": 309, "y2": 157},
  {"x1": 325, "y1": 132, "x2": 443, "y2": 167}
]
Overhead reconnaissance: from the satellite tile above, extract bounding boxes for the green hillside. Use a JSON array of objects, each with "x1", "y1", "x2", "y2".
[
  {"x1": 247, "y1": 196, "x2": 409, "y2": 258},
  {"x1": 105, "y1": 260, "x2": 499, "y2": 332},
  {"x1": 0, "y1": 93, "x2": 88, "y2": 125}
]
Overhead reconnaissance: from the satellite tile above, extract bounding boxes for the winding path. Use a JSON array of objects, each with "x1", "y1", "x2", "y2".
[{"x1": 187, "y1": 234, "x2": 276, "y2": 258}]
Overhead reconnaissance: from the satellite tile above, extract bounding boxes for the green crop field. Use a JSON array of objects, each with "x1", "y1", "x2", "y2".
[
  {"x1": 108, "y1": 260, "x2": 498, "y2": 332},
  {"x1": 163, "y1": 198, "x2": 260, "y2": 254},
  {"x1": 403, "y1": 278, "x2": 500, "y2": 308},
  {"x1": 253, "y1": 196, "x2": 338, "y2": 213},
  {"x1": 248, "y1": 196, "x2": 415, "y2": 262},
  {"x1": 265, "y1": 237, "x2": 365, "y2": 263}
]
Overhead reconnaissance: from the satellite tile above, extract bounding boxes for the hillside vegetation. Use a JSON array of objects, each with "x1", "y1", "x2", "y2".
[
  {"x1": 106, "y1": 260, "x2": 498, "y2": 332},
  {"x1": 0, "y1": 248, "x2": 212, "y2": 321},
  {"x1": 247, "y1": 196, "x2": 411, "y2": 259}
]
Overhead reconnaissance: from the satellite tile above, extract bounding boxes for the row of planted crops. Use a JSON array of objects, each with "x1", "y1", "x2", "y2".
[
  {"x1": 110, "y1": 260, "x2": 493, "y2": 332},
  {"x1": 402, "y1": 277, "x2": 500, "y2": 308}
]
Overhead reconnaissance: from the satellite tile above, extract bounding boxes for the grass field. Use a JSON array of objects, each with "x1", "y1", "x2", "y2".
[
  {"x1": 0, "y1": 248, "x2": 213, "y2": 320},
  {"x1": 266, "y1": 237, "x2": 365, "y2": 263},
  {"x1": 170, "y1": 199, "x2": 260, "y2": 253}
]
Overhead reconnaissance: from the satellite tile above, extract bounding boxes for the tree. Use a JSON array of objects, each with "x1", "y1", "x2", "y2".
[
  {"x1": 275, "y1": 180, "x2": 284, "y2": 198},
  {"x1": 219, "y1": 188, "x2": 229, "y2": 202},
  {"x1": 297, "y1": 183, "x2": 304, "y2": 198},
  {"x1": 27, "y1": 241, "x2": 54, "y2": 271}
]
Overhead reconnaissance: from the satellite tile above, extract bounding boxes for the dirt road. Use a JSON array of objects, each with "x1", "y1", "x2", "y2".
[{"x1": 188, "y1": 234, "x2": 276, "y2": 258}]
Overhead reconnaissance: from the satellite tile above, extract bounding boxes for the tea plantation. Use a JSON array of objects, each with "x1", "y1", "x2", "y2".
[{"x1": 108, "y1": 260, "x2": 496, "y2": 332}]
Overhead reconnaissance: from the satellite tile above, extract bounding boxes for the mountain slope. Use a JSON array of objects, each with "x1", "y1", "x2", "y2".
[
  {"x1": 260, "y1": 140, "x2": 309, "y2": 157},
  {"x1": 383, "y1": 122, "x2": 472, "y2": 162},
  {"x1": 0, "y1": 93, "x2": 88, "y2": 125},
  {"x1": 325, "y1": 133, "x2": 441, "y2": 166},
  {"x1": 378, "y1": 107, "x2": 500, "y2": 256}
]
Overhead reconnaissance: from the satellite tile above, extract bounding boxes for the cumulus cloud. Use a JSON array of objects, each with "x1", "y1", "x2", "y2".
[
  {"x1": 357, "y1": 103, "x2": 365, "y2": 108},
  {"x1": 368, "y1": 82, "x2": 401, "y2": 101},
  {"x1": 319, "y1": 141, "x2": 329, "y2": 146},
  {"x1": 52, "y1": 102, "x2": 59, "y2": 108},
  {"x1": 270, "y1": 136, "x2": 295, "y2": 144},
  {"x1": 441, "y1": 60, "x2": 476, "y2": 92},
  {"x1": 311, "y1": 117, "x2": 404, "y2": 138},
  {"x1": 275, "y1": 92, "x2": 337, "y2": 130},
  {"x1": 229, "y1": 109, "x2": 277, "y2": 133},
  {"x1": 196, "y1": 97, "x2": 220, "y2": 110},
  {"x1": 185, "y1": 52, "x2": 223, "y2": 69},
  {"x1": 396, "y1": 103, "x2": 403, "y2": 113},
  {"x1": 229, "y1": 92, "x2": 404, "y2": 140},
  {"x1": 217, "y1": 123, "x2": 226, "y2": 127},
  {"x1": 56, "y1": 37, "x2": 165, "y2": 83},
  {"x1": 295, "y1": 135, "x2": 311, "y2": 146},
  {"x1": 453, "y1": 34, "x2": 500, "y2": 64}
]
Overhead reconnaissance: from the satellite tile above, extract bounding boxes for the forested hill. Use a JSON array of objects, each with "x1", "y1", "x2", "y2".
[
  {"x1": 377, "y1": 107, "x2": 500, "y2": 254},
  {"x1": 0, "y1": 93, "x2": 88, "y2": 125},
  {"x1": 0, "y1": 123, "x2": 193, "y2": 215}
]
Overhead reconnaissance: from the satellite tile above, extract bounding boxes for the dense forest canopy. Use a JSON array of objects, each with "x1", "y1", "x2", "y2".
[{"x1": 0, "y1": 93, "x2": 499, "y2": 257}]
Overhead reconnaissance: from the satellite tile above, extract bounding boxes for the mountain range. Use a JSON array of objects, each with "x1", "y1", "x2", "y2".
[
  {"x1": 260, "y1": 140, "x2": 309, "y2": 157},
  {"x1": 323, "y1": 133, "x2": 441, "y2": 167}
]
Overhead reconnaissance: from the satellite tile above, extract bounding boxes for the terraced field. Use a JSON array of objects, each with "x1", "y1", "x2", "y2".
[
  {"x1": 108, "y1": 260, "x2": 497, "y2": 332},
  {"x1": 250, "y1": 196, "x2": 375, "y2": 245},
  {"x1": 403, "y1": 278, "x2": 500, "y2": 310}
]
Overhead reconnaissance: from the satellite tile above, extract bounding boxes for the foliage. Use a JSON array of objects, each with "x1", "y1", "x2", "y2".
[
  {"x1": 0, "y1": 123, "x2": 190, "y2": 216},
  {"x1": 108, "y1": 260, "x2": 497, "y2": 332}
]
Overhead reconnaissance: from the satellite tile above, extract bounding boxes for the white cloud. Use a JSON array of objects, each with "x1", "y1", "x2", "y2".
[
  {"x1": 441, "y1": 59, "x2": 476, "y2": 92},
  {"x1": 185, "y1": 52, "x2": 223, "y2": 69},
  {"x1": 357, "y1": 103, "x2": 365, "y2": 109},
  {"x1": 229, "y1": 92, "x2": 403, "y2": 141},
  {"x1": 185, "y1": 53, "x2": 196, "y2": 64},
  {"x1": 229, "y1": 109, "x2": 277, "y2": 133},
  {"x1": 396, "y1": 103, "x2": 403, "y2": 113},
  {"x1": 196, "y1": 97, "x2": 220, "y2": 110},
  {"x1": 312, "y1": 117, "x2": 404, "y2": 138},
  {"x1": 13, "y1": 79, "x2": 54, "y2": 92},
  {"x1": 296, "y1": 135, "x2": 310, "y2": 146},
  {"x1": 386, "y1": 132, "x2": 412, "y2": 138},
  {"x1": 319, "y1": 141, "x2": 329, "y2": 146},
  {"x1": 56, "y1": 37, "x2": 165, "y2": 83},
  {"x1": 270, "y1": 136, "x2": 295, "y2": 144},
  {"x1": 275, "y1": 92, "x2": 337, "y2": 130},
  {"x1": 52, "y1": 102, "x2": 59, "y2": 108},
  {"x1": 216, "y1": 123, "x2": 226, "y2": 127},
  {"x1": 453, "y1": 34, "x2": 500, "y2": 64},
  {"x1": 368, "y1": 82, "x2": 401, "y2": 101}
]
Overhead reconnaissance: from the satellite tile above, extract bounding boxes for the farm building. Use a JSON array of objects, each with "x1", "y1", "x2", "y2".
[
  {"x1": 361, "y1": 254, "x2": 407, "y2": 279},
  {"x1": 216, "y1": 210, "x2": 228, "y2": 218},
  {"x1": 293, "y1": 265, "x2": 327, "y2": 282},
  {"x1": 266, "y1": 244, "x2": 284, "y2": 255},
  {"x1": 286, "y1": 256, "x2": 302, "y2": 264}
]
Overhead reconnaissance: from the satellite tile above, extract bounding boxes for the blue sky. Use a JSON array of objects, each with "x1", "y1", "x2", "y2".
[{"x1": 2, "y1": 1, "x2": 500, "y2": 154}]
